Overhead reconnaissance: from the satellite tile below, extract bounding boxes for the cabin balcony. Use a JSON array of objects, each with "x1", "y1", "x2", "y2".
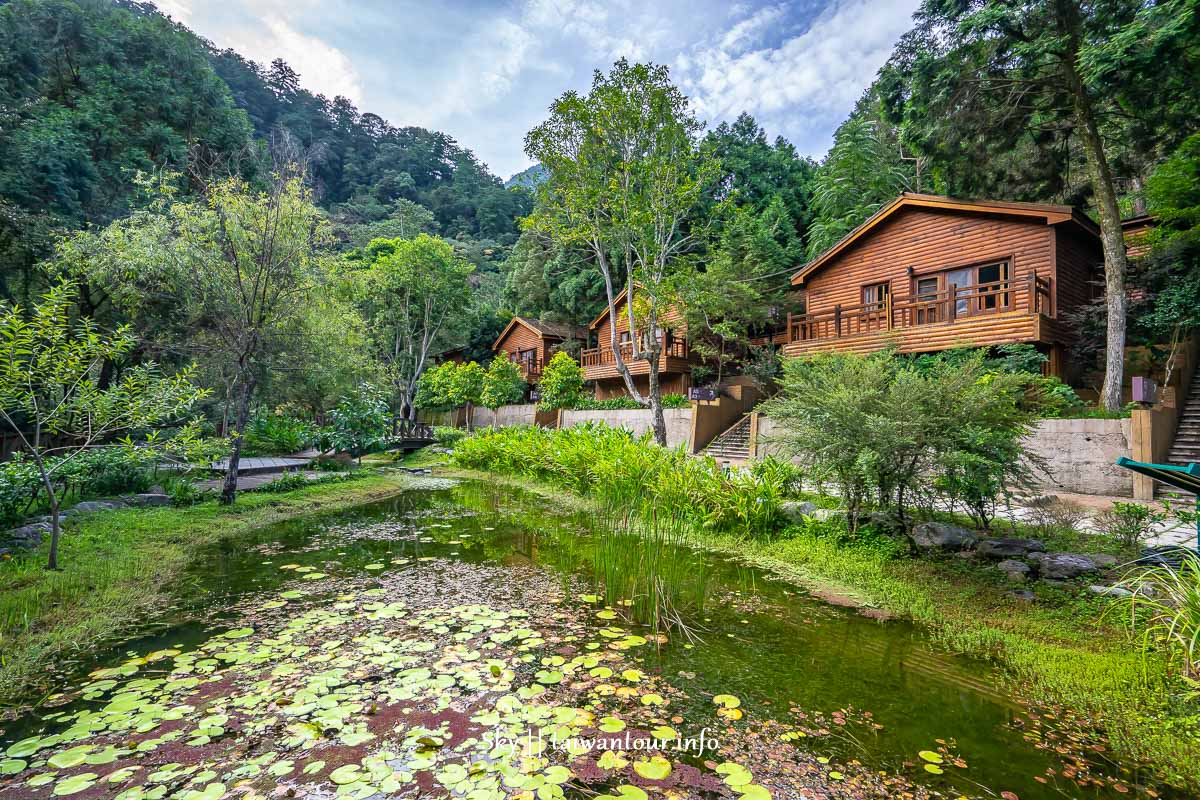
[
  {"x1": 781, "y1": 275, "x2": 1058, "y2": 358},
  {"x1": 508, "y1": 354, "x2": 543, "y2": 382},
  {"x1": 580, "y1": 334, "x2": 692, "y2": 382}
]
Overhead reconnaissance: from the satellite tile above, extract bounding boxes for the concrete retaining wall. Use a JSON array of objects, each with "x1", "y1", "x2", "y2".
[
  {"x1": 471, "y1": 404, "x2": 538, "y2": 429},
  {"x1": 559, "y1": 408, "x2": 693, "y2": 449},
  {"x1": 752, "y1": 415, "x2": 1134, "y2": 498},
  {"x1": 1023, "y1": 417, "x2": 1133, "y2": 497}
]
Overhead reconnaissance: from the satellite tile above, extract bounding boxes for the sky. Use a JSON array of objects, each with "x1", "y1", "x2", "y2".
[{"x1": 155, "y1": 0, "x2": 921, "y2": 180}]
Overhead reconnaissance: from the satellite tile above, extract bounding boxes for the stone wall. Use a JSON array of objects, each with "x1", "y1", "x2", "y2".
[
  {"x1": 752, "y1": 415, "x2": 1134, "y2": 498},
  {"x1": 470, "y1": 404, "x2": 538, "y2": 429},
  {"x1": 558, "y1": 408, "x2": 693, "y2": 449},
  {"x1": 1022, "y1": 417, "x2": 1133, "y2": 497}
]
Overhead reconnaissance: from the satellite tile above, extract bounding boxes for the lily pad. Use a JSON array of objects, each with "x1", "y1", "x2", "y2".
[
  {"x1": 0, "y1": 758, "x2": 27, "y2": 775},
  {"x1": 632, "y1": 756, "x2": 671, "y2": 781},
  {"x1": 52, "y1": 772, "x2": 99, "y2": 795},
  {"x1": 918, "y1": 750, "x2": 944, "y2": 764}
]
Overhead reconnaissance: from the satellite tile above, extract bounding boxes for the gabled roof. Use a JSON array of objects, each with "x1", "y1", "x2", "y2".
[
  {"x1": 491, "y1": 316, "x2": 585, "y2": 350},
  {"x1": 588, "y1": 287, "x2": 631, "y2": 331},
  {"x1": 790, "y1": 193, "x2": 1102, "y2": 286}
]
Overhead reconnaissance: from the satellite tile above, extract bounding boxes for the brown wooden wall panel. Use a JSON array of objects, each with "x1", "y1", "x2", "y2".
[
  {"x1": 802, "y1": 207, "x2": 1055, "y2": 315},
  {"x1": 583, "y1": 355, "x2": 693, "y2": 382},
  {"x1": 782, "y1": 312, "x2": 1043, "y2": 358},
  {"x1": 1053, "y1": 228, "x2": 1102, "y2": 319},
  {"x1": 593, "y1": 293, "x2": 686, "y2": 346},
  {"x1": 494, "y1": 322, "x2": 541, "y2": 358},
  {"x1": 593, "y1": 373, "x2": 691, "y2": 400}
]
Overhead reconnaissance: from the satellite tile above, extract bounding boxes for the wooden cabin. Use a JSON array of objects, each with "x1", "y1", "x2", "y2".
[
  {"x1": 491, "y1": 317, "x2": 585, "y2": 383},
  {"x1": 783, "y1": 193, "x2": 1105, "y2": 379},
  {"x1": 581, "y1": 288, "x2": 695, "y2": 399}
]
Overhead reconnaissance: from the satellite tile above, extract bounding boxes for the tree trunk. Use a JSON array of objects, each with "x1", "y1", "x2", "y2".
[
  {"x1": 1059, "y1": 3, "x2": 1129, "y2": 411},
  {"x1": 646, "y1": 356, "x2": 667, "y2": 447},
  {"x1": 465, "y1": 401, "x2": 474, "y2": 433},
  {"x1": 221, "y1": 374, "x2": 257, "y2": 506}
]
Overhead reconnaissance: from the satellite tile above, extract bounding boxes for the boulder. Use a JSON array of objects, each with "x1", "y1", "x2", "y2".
[
  {"x1": 908, "y1": 521, "x2": 978, "y2": 552},
  {"x1": 125, "y1": 493, "x2": 172, "y2": 508},
  {"x1": 71, "y1": 500, "x2": 125, "y2": 513},
  {"x1": 1085, "y1": 553, "x2": 1119, "y2": 569},
  {"x1": 864, "y1": 511, "x2": 905, "y2": 533},
  {"x1": 780, "y1": 501, "x2": 817, "y2": 524},
  {"x1": 996, "y1": 559, "x2": 1031, "y2": 583},
  {"x1": 811, "y1": 508, "x2": 849, "y2": 525},
  {"x1": 1088, "y1": 584, "x2": 1133, "y2": 598},
  {"x1": 4, "y1": 523, "x2": 49, "y2": 548},
  {"x1": 1006, "y1": 589, "x2": 1036, "y2": 603},
  {"x1": 975, "y1": 537, "x2": 1046, "y2": 560},
  {"x1": 1029, "y1": 552, "x2": 1099, "y2": 580}
]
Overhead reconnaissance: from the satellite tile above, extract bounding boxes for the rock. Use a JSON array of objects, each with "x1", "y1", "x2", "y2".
[
  {"x1": 4, "y1": 523, "x2": 49, "y2": 548},
  {"x1": 1006, "y1": 589, "x2": 1036, "y2": 603},
  {"x1": 32, "y1": 512, "x2": 68, "y2": 525},
  {"x1": 996, "y1": 559, "x2": 1031, "y2": 583},
  {"x1": 811, "y1": 508, "x2": 849, "y2": 524},
  {"x1": 124, "y1": 493, "x2": 172, "y2": 508},
  {"x1": 780, "y1": 500, "x2": 817, "y2": 524},
  {"x1": 908, "y1": 521, "x2": 978, "y2": 552},
  {"x1": 71, "y1": 500, "x2": 125, "y2": 513},
  {"x1": 864, "y1": 511, "x2": 905, "y2": 533},
  {"x1": 1088, "y1": 584, "x2": 1133, "y2": 598},
  {"x1": 1085, "y1": 553, "x2": 1119, "y2": 569},
  {"x1": 1029, "y1": 552, "x2": 1099, "y2": 580},
  {"x1": 975, "y1": 537, "x2": 1046, "y2": 560}
]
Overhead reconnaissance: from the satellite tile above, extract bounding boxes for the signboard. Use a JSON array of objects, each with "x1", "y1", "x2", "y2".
[
  {"x1": 1132, "y1": 376, "x2": 1158, "y2": 405},
  {"x1": 688, "y1": 387, "x2": 718, "y2": 402}
]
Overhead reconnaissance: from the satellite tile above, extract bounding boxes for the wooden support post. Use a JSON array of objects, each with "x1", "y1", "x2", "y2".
[
  {"x1": 1028, "y1": 272, "x2": 1037, "y2": 312},
  {"x1": 834, "y1": 305, "x2": 842, "y2": 337},
  {"x1": 786, "y1": 311, "x2": 793, "y2": 342},
  {"x1": 885, "y1": 292, "x2": 893, "y2": 331}
]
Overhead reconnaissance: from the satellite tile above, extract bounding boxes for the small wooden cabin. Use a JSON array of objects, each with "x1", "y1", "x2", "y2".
[
  {"x1": 581, "y1": 288, "x2": 694, "y2": 400},
  {"x1": 783, "y1": 193, "x2": 1106, "y2": 379},
  {"x1": 491, "y1": 317, "x2": 585, "y2": 383}
]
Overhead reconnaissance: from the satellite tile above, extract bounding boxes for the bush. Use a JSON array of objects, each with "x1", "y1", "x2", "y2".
[
  {"x1": 324, "y1": 384, "x2": 390, "y2": 461},
  {"x1": 1094, "y1": 501, "x2": 1167, "y2": 552},
  {"x1": 572, "y1": 393, "x2": 690, "y2": 410},
  {"x1": 452, "y1": 424, "x2": 791, "y2": 538},
  {"x1": 256, "y1": 471, "x2": 358, "y2": 493},
  {"x1": 0, "y1": 448, "x2": 158, "y2": 523},
  {"x1": 433, "y1": 426, "x2": 468, "y2": 447},
  {"x1": 761, "y1": 351, "x2": 1040, "y2": 529},
  {"x1": 537, "y1": 352, "x2": 586, "y2": 411},
  {"x1": 241, "y1": 411, "x2": 314, "y2": 456}
]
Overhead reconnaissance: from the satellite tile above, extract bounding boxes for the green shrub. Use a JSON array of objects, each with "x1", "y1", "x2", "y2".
[
  {"x1": 0, "y1": 448, "x2": 158, "y2": 523},
  {"x1": 1094, "y1": 501, "x2": 1168, "y2": 552},
  {"x1": 537, "y1": 352, "x2": 586, "y2": 411},
  {"x1": 572, "y1": 393, "x2": 689, "y2": 410},
  {"x1": 761, "y1": 351, "x2": 1040, "y2": 529},
  {"x1": 242, "y1": 412, "x2": 314, "y2": 456},
  {"x1": 452, "y1": 423, "x2": 790, "y2": 538},
  {"x1": 433, "y1": 426, "x2": 468, "y2": 447},
  {"x1": 324, "y1": 384, "x2": 390, "y2": 460},
  {"x1": 255, "y1": 471, "x2": 359, "y2": 493}
]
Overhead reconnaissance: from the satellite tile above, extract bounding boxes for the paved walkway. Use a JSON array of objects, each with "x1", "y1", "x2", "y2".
[
  {"x1": 209, "y1": 456, "x2": 311, "y2": 472},
  {"x1": 196, "y1": 470, "x2": 326, "y2": 493}
]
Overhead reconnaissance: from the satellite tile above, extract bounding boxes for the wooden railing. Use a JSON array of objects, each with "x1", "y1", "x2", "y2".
[
  {"x1": 393, "y1": 419, "x2": 434, "y2": 442},
  {"x1": 787, "y1": 274, "x2": 1053, "y2": 344},
  {"x1": 580, "y1": 333, "x2": 690, "y2": 368},
  {"x1": 508, "y1": 353, "x2": 542, "y2": 381}
]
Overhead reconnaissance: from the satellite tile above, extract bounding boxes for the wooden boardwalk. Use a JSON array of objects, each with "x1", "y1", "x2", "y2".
[{"x1": 209, "y1": 457, "x2": 311, "y2": 474}]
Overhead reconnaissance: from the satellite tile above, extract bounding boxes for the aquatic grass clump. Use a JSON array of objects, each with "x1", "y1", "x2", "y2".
[
  {"x1": 1113, "y1": 555, "x2": 1200, "y2": 678},
  {"x1": 451, "y1": 423, "x2": 793, "y2": 539}
]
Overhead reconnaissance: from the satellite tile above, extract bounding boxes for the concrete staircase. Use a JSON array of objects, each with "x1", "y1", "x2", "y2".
[
  {"x1": 1168, "y1": 369, "x2": 1200, "y2": 465},
  {"x1": 705, "y1": 414, "x2": 752, "y2": 462}
]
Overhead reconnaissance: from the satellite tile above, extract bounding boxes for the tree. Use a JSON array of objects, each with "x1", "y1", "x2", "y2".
[
  {"x1": 525, "y1": 59, "x2": 714, "y2": 445},
  {"x1": 0, "y1": 282, "x2": 207, "y2": 569},
  {"x1": 350, "y1": 233, "x2": 474, "y2": 422},
  {"x1": 481, "y1": 357, "x2": 527, "y2": 426},
  {"x1": 882, "y1": 0, "x2": 1199, "y2": 410},
  {"x1": 414, "y1": 361, "x2": 485, "y2": 431},
  {"x1": 64, "y1": 169, "x2": 333, "y2": 505},
  {"x1": 536, "y1": 352, "x2": 586, "y2": 412},
  {"x1": 326, "y1": 384, "x2": 389, "y2": 463}
]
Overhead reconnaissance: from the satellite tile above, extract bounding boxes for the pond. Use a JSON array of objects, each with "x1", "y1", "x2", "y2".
[{"x1": 0, "y1": 478, "x2": 1176, "y2": 800}]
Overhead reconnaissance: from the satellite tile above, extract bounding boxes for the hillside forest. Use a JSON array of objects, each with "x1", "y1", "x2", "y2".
[{"x1": 1, "y1": 0, "x2": 1199, "y2": 453}]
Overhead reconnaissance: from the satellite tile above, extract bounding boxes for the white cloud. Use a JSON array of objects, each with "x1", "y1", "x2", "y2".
[{"x1": 676, "y1": 0, "x2": 919, "y2": 154}]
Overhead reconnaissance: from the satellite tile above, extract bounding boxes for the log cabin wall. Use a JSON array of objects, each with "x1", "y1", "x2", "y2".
[
  {"x1": 591, "y1": 292, "x2": 686, "y2": 349},
  {"x1": 494, "y1": 321, "x2": 543, "y2": 362},
  {"x1": 800, "y1": 207, "x2": 1055, "y2": 315}
]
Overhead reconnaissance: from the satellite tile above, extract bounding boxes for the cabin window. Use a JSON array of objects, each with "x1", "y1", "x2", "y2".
[
  {"x1": 915, "y1": 277, "x2": 939, "y2": 324},
  {"x1": 518, "y1": 348, "x2": 537, "y2": 368},
  {"x1": 929, "y1": 259, "x2": 1011, "y2": 316},
  {"x1": 861, "y1": 282, "x2": 890, "y2": 310}
]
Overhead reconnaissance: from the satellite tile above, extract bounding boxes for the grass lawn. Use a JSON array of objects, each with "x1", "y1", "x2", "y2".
[
  {"x1": 446, "y1": 467, "x2": 1200, "y2": 791},
  {"x1": 0, "y1": 469, "x2": 419, "y2": 708}
]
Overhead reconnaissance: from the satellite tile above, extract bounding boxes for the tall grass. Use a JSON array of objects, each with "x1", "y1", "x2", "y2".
[
  {"x1": 451, "y1": 423, "x2": 796, "y2": 538},
  {"x1": 1113, "y1": 555, "x2": 1200, "y2": 679}
]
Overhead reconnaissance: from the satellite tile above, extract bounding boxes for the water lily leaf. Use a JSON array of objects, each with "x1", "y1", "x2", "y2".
[
  {"x1": 598, "y1": 716, "x2": 625, "y2": 733},
  {"x1": 106, "y1": 767, "x2": 140, "y2": 783},
  {"x1": 918, "y1": 750, "x2": 944, "y2": 764},
  {"x1": 364, "y1": 564, "x2": 385, "y2": 570},
  {"x1": 632, "y1": 756, "x2": 671, "y2": 781},
  {"x1": 259, "y1": 601, "x2": 286, "y2": 610},
  {"x1": 222, "y1": 627, "x2": 253, "y2": 639},
  {"x1": 650, "y1": 726, "x2": 677, "y2": 741},
  {"x1": 923, "y1": 764, "x2": 945, "y2": 775},
  {"x1": 0, "y1": 758, "x2": 27, "y2": 775},
  {"x1": 713, "y1": 694, "x2": 741, "y2": 709},
  {"x1": 53, "y1": 772, "x2": 99, "y2": 795},
  {"x1": 597, "y1": 787, "x2": 647, "y2": 800},
  {"x1": 329, "y1": 765, "x2": 362, "y2": 785},
  {"x1": 6, "y1": 737, "x2": 45, "y2": 758},
  {"x1": 543, "y1": 765, "x2": 571, "y2": 784},
  {"x1": 48, "y1": 746, "x2": 93, "y2": 769},
  {"x1": 303, "y1": 760, "x2": 326, "y2": 775},
  {"x1": 641, "y1": 693, "x2": 665, "y2": 706},
  {"x1": 828, "y1": 771, "x2": 844, "y2": 780},
  {"x1": 738, "y1": 785, "x2": 772, "y2": 800}
]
